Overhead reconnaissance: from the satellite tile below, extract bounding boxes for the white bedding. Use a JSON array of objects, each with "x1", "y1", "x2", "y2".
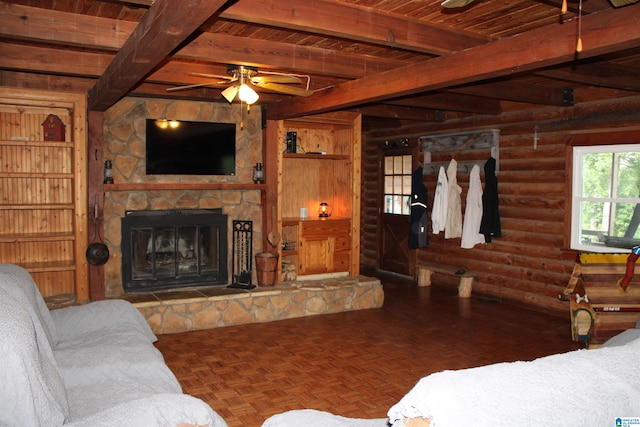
[
  {"x1": 263, "y1": 409, "x2": 388, "y2": 427},
  {"x1": 387, "y1": 336, "x2": 640, "y2": 427}
]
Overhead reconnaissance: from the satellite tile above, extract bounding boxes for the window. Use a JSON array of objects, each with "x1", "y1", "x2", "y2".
[
  {"x1": 571, "y1": 144, "x2": 640, "y2": 252},
  {"x1": 383, "y1": 154, "x2": 412, "y2": 215}
]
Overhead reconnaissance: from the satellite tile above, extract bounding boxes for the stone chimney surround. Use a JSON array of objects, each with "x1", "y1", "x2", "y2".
[{"x1": 102, "y1": 98, "x2": 263, "y2": 296}]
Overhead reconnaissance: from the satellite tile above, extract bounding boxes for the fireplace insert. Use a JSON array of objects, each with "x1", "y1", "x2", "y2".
[{"x1": 121, "y1": 209, "x2": 228, "y2": 292}]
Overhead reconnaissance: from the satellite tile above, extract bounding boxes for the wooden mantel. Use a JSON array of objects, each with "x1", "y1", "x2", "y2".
[{"x1": 104, "y1": 183, "x2": 266, "y2": 191}]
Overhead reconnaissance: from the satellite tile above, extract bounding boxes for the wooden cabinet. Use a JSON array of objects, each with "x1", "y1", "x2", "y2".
[
  {"x1": 299, "y1": 219, "x2": 350, "y2": 275},
  {"x1": 272, "y1": 112, "x2": 361, "y2": 281},
  {"x1": 0, "y1": 89, "x2": 88, "y2": 301}
]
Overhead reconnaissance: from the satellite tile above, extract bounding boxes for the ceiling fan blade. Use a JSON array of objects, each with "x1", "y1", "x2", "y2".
[
  {"x1": 441, "y1": 0, "x2": 475, "y2": 8},
  {"x1": 251, "y1": 75, "x2": 302, "y2": 84},
  {"x1": 166, "y1": 82, "x2": 227, "y2": 92},
  {"x1": 189, "y1": 72, "x2": 235, "y2": 81},
  {"x1": 253, "y1": 82, "x2": 313, "y2": 97}
]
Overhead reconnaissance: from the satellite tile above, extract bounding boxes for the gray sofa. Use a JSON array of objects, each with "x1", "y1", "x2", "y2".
[
  {"x1": 263, "y1": 321, "x2": 640, "y2": 427},
  {"x1": 0, "y1": 264, "x2": 228, "y2": 427}
]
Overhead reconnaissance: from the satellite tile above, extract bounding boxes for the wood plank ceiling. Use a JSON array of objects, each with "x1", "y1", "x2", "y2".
[{"x1": 1, "y1": 0, "x2": 639, "y2": 127}]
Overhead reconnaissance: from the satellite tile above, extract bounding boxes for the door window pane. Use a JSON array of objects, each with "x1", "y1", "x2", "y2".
[{"x1": 383, "y1": 154, "x2": 413, "y2": 216}]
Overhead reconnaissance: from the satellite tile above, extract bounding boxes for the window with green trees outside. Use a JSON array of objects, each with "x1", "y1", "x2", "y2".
[{"x1": 572, "y1": 144, "x2": 640, "y2": 252}]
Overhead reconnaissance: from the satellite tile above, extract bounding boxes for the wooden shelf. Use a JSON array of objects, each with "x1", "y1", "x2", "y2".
[
  {"x1": 283, "y1": 153, "x2": 347, "y2": 160},
  {"x1": 0, "y1": 139, "x2": 74, "y2": 147},
  {"x1": 21, "y1": 260, "x2": 76, "y2": 273},
  {"x1": 0, "y1": 232, "x2": 74, "y2": 243},
  {"x1": 105, "y1": 183, "x2": 267, "y2": 191},
  {"x1": 0, "y1": 203, "x2": 74, "y2": 210},
  {"x1": 0, "y1": 172, "x2": 74, "y2": 179}
]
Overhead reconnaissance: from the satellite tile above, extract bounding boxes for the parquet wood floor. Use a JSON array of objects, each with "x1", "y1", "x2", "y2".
[{"x1": 155, "y1": 275, "x2": 582, "y2": 427}]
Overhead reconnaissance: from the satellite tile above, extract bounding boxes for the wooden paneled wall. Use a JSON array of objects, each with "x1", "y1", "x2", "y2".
[{"x1": 362, "y1": 112, "x2": 640, "y2": 314}]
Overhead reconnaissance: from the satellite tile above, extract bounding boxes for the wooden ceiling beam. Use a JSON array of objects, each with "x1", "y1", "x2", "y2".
[
  {"x1": 266, "y1": 8, "x2": 640, "y2": 119},
  {"x1": 0, "y1": 2, "x2": 133, "y2": 51},
  {"x1": 0, "y1": 42, "x2": 113, "y2": 76},
  {"x1": 220, "y1": 0, "x2": 490, "y2": 56},
  {"x1": 537, "y1": 62, "x2": 640, "y2": 91},
  {"x1": 0, "y1": 3, "x2": 402, "y2": 81},
  {"x1": 179, "y1": 32, "x2": 400, "y2": 79},
  {"x1": 84, "y1": 0, "x2": 491, "y2": 54},
  {"x1": 87, "y1": 0, "x2": 229, "y2": 111},
  {"x1": 451, "y1": 80, "x2": 573, "y2": 106},
  {"x1": 352, "y1": 105, "x2": 445, "y2": 122},
  {"x1": 387, "y1": 93, "x2": 503, "y2": 115}
]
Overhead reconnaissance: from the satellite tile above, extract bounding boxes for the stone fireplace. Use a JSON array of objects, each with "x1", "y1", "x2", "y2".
[
  {"x1": 121, "y1": 209, "x2": 228, "y2": 292},
  {"x1": 102, "y1": 97, "x2": 263, "y2": 297}
]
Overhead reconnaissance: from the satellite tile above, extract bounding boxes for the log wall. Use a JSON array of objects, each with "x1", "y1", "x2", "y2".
[{"x1": 361, "y1": 96, "x2": 640, "y2": 314}]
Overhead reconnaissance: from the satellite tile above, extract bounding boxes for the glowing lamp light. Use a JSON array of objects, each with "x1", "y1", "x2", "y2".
[
  {"x1": 238, "y1": 84, "x2": 259, "y2": 104},
  {"x1": 221, "y1": 84, "x2": 259, "y2": 105},
  {"x1": 319, "y1": 202, "x2": 330, "y2": 218}
]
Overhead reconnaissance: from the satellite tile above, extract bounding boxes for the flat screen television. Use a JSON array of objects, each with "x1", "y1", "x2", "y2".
[{"x1": 145, "y1": 119, "x2": 236, "y2": 175}]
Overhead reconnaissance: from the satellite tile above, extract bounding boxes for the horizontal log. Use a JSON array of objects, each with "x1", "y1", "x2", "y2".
[
  {"x1": 500, "y1": 217, "x2": 564, "y2": 235},
  {"x1": 500, "y1": 194, "x2": 565, "y2": 210},
  {"x1": 499, "y1": 182, "x2": 565, "y2": 197},
  {"x1": 497, "y1": 170, "x2": 565, "y2": 184},
  {"x1": 499, "y1": 206, "x2": 565, "y2": 222}
]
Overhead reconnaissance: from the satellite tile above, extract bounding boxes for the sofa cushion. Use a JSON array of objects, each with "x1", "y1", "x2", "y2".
[
  {"x1": 51, "y1": 299, "x2": 157, "y2": 344},
  {"x1": 54, "y1": 327, "x2": 182, "y2": 421},
  {"x1": 0, "y1": 264, "x2": 58, "y2": 347},
  {"x1": 64, "y1": 394, "x2": 229, "y2": 427},
  {"x1": 0, "y1": 288, "x2": 70, "y2": 426}
]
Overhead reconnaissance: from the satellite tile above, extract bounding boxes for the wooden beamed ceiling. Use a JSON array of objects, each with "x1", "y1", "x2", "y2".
[{"x1": 0, "y1": 0, "x2": 639, "y2": 124}]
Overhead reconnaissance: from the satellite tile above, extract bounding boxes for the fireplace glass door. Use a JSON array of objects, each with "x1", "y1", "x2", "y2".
[
  {"x1": 131, "y1": 225, "x2": 219, "y2": 281},
  {"x1": 122, "y1": 209, "x2": 228, "y2": 292}
]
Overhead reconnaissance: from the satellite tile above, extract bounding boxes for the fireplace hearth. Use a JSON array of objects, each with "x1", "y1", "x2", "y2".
[{"x1": 121, "y1": 209, "x2": 228, "y2": 292}]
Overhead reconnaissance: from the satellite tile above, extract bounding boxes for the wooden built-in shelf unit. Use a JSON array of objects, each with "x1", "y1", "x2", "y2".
[
  {"x1": 0, "y1": 89, "x2": 88, "y2": 301},
  {"x1": 273, "y1": 111, "x2": 361, "y2": 281}
]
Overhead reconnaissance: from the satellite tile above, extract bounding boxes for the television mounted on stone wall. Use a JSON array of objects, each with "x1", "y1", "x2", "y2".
[{"x1": 145, "y1": 119, "x2": 236, "y2": 175}]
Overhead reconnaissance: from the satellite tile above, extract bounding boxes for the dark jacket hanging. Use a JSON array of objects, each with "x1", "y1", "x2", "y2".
[
  {"x1": 409, "y1": 165, "x2": 429, "y2": 249},
  {"x1": 480, "y1": 156, "x2": 501, "y2": 242}
]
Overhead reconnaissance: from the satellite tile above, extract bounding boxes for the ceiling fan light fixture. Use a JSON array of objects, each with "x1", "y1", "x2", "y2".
[
  {"x1": 238, "y1": 83, "x2": 259, "y2": 104},
  {"x1": 221, "y1": 85, "x2": 238, "y2": 103}
]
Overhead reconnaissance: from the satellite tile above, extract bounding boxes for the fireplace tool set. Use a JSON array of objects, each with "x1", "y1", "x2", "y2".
[{"x1": 229, "y1": 220, "x2": 255, "y2": 289}]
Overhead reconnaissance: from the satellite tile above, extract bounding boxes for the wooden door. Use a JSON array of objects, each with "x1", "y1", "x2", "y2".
[
  {"x1": 379, "y1": 151, "x2": 415, "y2": 277},
  {"x1": 300, "y1": 236, "x2": 333, "y2": 274}
]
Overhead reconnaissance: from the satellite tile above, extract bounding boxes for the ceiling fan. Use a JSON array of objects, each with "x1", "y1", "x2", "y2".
[{"x1": 167, "y1": 65, "x2": 313, "y2": 104}]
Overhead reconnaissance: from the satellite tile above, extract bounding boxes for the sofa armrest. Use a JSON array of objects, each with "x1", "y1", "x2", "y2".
[
  {"x1": 65, "y1": 394, "x2": 227, "y2": 427},
  {"x1": 51, "y1": 299, "x2": 156, "y2": 345}
]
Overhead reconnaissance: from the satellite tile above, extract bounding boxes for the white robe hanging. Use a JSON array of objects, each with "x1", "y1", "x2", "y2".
[
  {"x1": 445, "y1": 159, "x2": 462, "y2": 239},
  {"x1": 461, "y1": 164, "x2": 486, "y2": 249},
  {"x1": 431, "y1": 166, "x2": 448, "y2": 234}
]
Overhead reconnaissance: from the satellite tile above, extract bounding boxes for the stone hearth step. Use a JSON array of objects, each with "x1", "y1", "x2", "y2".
[{"x1": 130, "y1": 276, "x2": 384, "y2": 334}]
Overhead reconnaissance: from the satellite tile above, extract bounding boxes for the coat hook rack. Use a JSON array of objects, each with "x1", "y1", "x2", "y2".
[{"x1": 420, "y1": 129, "x2": 499, "y2": 176}]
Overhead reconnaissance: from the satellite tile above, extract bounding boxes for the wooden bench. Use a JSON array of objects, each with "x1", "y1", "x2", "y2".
[{"x1": 416, "y1": 262, "x2": 474, "y2": 298}]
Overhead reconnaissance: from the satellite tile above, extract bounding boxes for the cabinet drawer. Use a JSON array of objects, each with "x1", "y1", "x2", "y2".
[
  {"x1": 334, "y1": 236, "x2": 350, "y2": 252},
  {"x1": 333, "y1": 253, "x2": 350, "y2": 271},
  {"x1": 301, "y1": 219, "x2": 349, "y2": 237}
]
